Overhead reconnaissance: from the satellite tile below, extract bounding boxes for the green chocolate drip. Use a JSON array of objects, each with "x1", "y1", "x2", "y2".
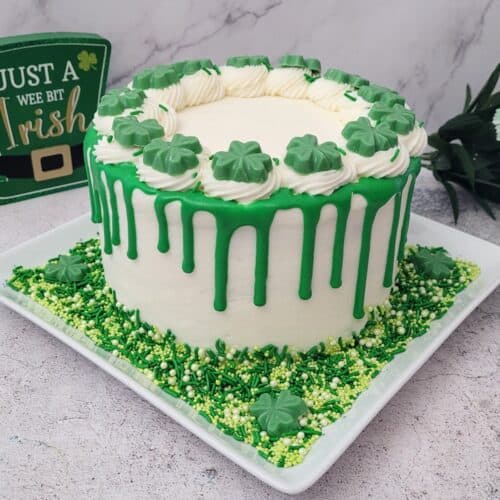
[
  {"x1": 154, "y1": 197, "x2": 171, "y2": 253},
  {"x1": 330, "y1": 197, "x2": 351, "y2": 288},
  {"x1": 299, "y1": 206, "x2": 321, "y2": 300},
  {"x1": 106, "y1": 174, "x2": 121, "y2": 246},
  {"x1": 383, "y1": 193, "x2": 402, "y2": 287},
  {"x1": 86, "y1": 127, "x2": 420, "y2": 319},
  {"x1": 397, "y1": 173, "x2": 417, "y2": 261}
]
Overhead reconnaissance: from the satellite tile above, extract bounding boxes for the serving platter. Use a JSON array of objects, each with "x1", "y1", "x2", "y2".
[{"x1": 1, "y1": 213, "x2": 499, "y2": 494}]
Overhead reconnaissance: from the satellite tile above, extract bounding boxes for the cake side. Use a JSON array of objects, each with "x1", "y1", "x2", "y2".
[{"x1": 84, "y1": 54, "x2": 426, "y2": 348}]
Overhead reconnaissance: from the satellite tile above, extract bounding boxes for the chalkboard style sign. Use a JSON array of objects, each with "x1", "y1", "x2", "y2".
[{"x1": 0, "y1": 32, "x2": 111, "y2": 204}]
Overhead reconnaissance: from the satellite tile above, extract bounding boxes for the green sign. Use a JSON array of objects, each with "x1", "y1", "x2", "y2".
[{"x1": 0, "y1": 32, "x2": 111, "y2": 204}]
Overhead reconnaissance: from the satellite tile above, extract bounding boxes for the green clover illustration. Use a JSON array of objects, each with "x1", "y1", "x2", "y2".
[
  {"x1": 342, "y1": 117, "x2": 398, "y2": 157},
  {"x1": 143, "y1": 135, "x2": 202, "y2": 175},
  {"x1": 411, "y1": 247, "x2": 455, "y2": 279},
  {"x1": 44, "y1": 255, "x2": 88, "y2": 283},
  {"x1": 112, "y1": 116, "x2": 164, "y2": 147},
  {"x1": 250, "y1": 390, "x2": 308, "y2": 437},
  {"x1": 211, "y1": 141, "x2": 273, "y2": 184},
  {"x1": 77, "y1": 50, "x2": 98, "y2": 71},
  {"x1": 284, "y1": 134, "x2": 342, "y2": 174},
  {"x1": 380, "y1": 104, "x2": 416, "y2": 135},
  {"x1": 97, "y1": 88, "x2": 146, "y2": 117}
]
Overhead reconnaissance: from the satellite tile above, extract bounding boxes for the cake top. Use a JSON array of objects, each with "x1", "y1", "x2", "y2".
[{"x1": 92, "y1": 54, "x2": 427, "y2": 204}]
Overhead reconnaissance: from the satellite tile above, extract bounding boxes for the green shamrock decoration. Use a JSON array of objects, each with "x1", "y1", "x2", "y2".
[
  {"x1": 380, "y1": 92, "x2": 405, "y2": 107},
  {"x1": 358, "y1": 84, "x2": 396, "y2": 103},
  {"x1": 211, "y1": 141, "x2": 273, "y2": 184},
  {"x1": 226, "y1": 55, "x2": 271, "y2": 69},
  {"x1": 324, "y1": 68, "x2": 351, "y2": 84},
  {"x1": 97, "y1": 88, "x2": 145, "y2": 117},
  {"x1": 278, "y1": 54, "x2": 321, "y2": 74},
  {"x1": 77, "y1": 50, "x2": 98, "y2": 71},
  {"x1": 411, "y1": 247, "x2": 455, "y2": 279},
  {"x1": 250, "y1": 390, "x2": 308, "y2": 437},
  {"x1": 112, "y1": 116, "x2": 164, "y2": 147},
  {"x1": 368, "y1": 102, "x2": 396, "y2": 122},
  {"x1": 133, "y1": 64, "x2": 181, "y2": 90},
  {"x1": 380, "y1": 104, "x2": 416, "y2": 135},
  {"x1": 44, "y1": 255, "x2": 88, "y2": 283},
  {"x1": 173, "y1": 59, "x2": 218, "y2": 77},
  {"x1": 284, "y1": 134, "x2": 342, "y2": 174},
  {"x1": 143, "y1": 135, "x2": 202, "y2": 175},
  {"x1": 342, "y1": 117, "x2": 398, "y2": 157}
]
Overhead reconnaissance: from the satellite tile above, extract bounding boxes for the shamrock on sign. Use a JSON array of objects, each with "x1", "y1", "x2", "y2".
[
  {"x1": 143, "y1": 135, "x2": 202, "y2": 175},
  {"x1": 44, "y1": 255, "x2": 88, "y2": 284},
  {"x1": 411, "y1": 247, "x2": 455, "y2": 279},
  {"x1": 250, "y1": 390, "x2": 308, "y2": 437},
  {"x1": 97, "y1": 88, "x2": 146, "y2": 116},
  {"x1": 284, "y1": 134, "x2": 342, "y2": 174},
  {"x1": 77, "y1": 50, "x2": 98, "y2": 71},
  {"x1": 112, "y1": 116, "x2": 164, "y2": 147},
  {"x1": 342, "y1": 117, "x2": 398, "y2": 157},
  {"x1": 211, "y1": 141, "x2": 273, "y2": 183}
]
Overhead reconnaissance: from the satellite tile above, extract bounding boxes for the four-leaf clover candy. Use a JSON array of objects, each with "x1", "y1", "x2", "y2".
[
  {"x1": 97, "y1": 88, "x2": 145, "y2": 116},
  {"x1": 342, "y1": 117, "x2": 398, "y2": 157},
  {"x1": 284, "y1": 134, "x2": 342, "y2": 174},
  {"x1": 411, "y1": 247, "x2": 455, "y2": 279},
  {"x1": 368, "y1": 102, "x2": 397, "y2": 122},
  {"x1": 250, "y1": 390, "x2": 308, "y2": 437},
  {"x1": 380, "y1": 104, "x2": 416, "y2": 135},
  {"x1": 143, "y1": 135, "x2": 202, "y2": 176},
  {"x1": 112, "y1": 116, "x2": 164, "y2": 147},
  {"x1": 44, "y1": 255, "x2": 88, "y2": 284},
  {"x1": 211, "y1": 141, "x2": 273, "y2": 183}
]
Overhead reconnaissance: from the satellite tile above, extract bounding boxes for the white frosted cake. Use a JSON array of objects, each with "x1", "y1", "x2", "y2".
[{"x1": 84, "y1": 55, "x2": 427, "y2": 349}]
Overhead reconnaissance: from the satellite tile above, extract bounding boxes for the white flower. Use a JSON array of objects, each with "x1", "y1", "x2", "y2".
[{"x1": 493, "y1": 109, "x2": 500, "y2": 141}]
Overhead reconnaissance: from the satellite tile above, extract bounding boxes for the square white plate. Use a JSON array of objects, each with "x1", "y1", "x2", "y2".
[{"x1": 1, "y1": 213, "x2": 499, "y2": 494}]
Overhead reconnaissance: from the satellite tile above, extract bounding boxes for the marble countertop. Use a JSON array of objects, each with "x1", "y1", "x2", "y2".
[{"x1": 0, "y1": 169, "x2": 498, "y2": 499}]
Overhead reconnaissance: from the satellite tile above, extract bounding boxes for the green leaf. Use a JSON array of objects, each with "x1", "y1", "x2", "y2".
[
  {"x1": 212, "y1": 141, "x2": 273, "y2": 183},
  {"x1": 284, "y1": 134, "x2": 342, "y2": 174},
  {"x1": 342, "y1": 117, "x2": 398, "y2": 156},
  {"x1": 463, "y1": 83, "x2": 472, "y2": 113},
  {"x1": 411, "y1": 247, "x2": 455, "y2": 279},
  {"x1": 142, "y1": 135, "x2": 201, "y2": 175},
  {"x1": 441, "y1": 179, "x2": 460, "y2": 223},
  {"x1": 468, "y1": 63, "x2": 500, "y2": 111},
  {"x1": 450, "y1": 144, "x2": 475, "y2": 190},
  {"x1": 250, "y1": 390, "x2": 308, "y2": 437},
  {"x1": 44, "y1": 255, "x2": 88, "y2": 283},
  {"x1": 112, "y1": 116, "x2": 164, "y2": 147}
]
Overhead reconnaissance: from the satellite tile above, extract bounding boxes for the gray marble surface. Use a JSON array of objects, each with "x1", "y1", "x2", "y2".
[
  {"x1": 1, "y1": 1, "x2": 500, "y2": 498},
  {"x1": 0, "y1": 0, "x2": 499, "y2": 131}
]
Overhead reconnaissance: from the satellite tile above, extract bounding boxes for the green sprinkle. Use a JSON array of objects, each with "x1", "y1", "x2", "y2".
[
  {"x1": 5, "y1": 239, "x2": 479, "y2": 469},
  {"x1": 159, "y1": 104, "x2": 169, "y2": 112},
  {"x1": 132, "y1": 149, "x2": 144, "y2": 157},
  {"x1": 390, "y1": 148, "x2": 400, "y2": 162},
  {"x1": 343, "y1": 91, "x2": 356, "y2": 102}
]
